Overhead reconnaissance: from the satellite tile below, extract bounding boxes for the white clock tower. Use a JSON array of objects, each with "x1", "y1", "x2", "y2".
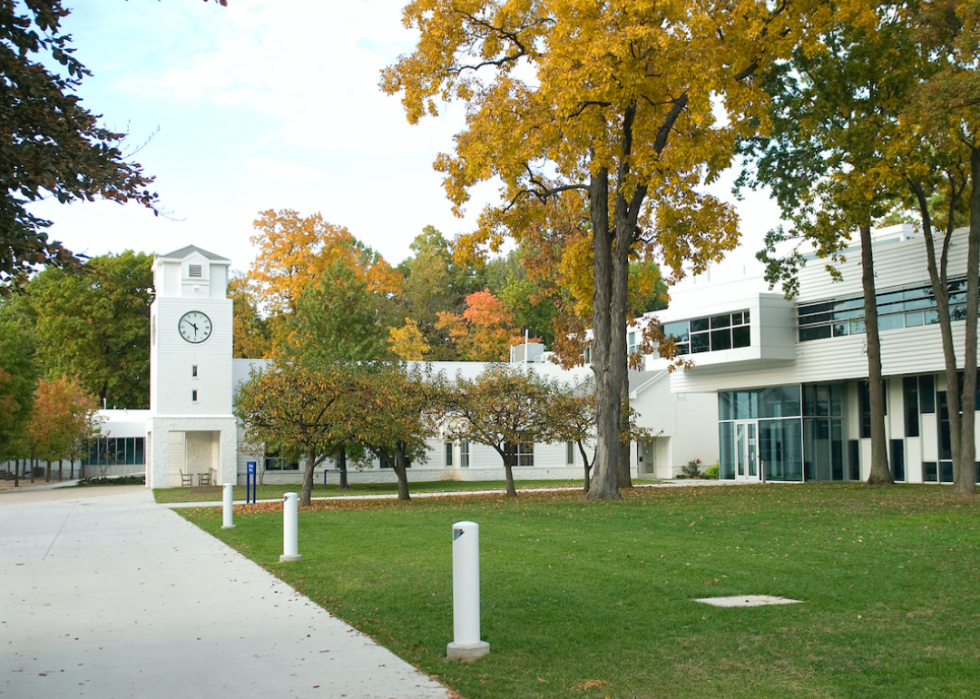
[{"x1": 146, "y1": 246, "x2": 237, "y2": 488}]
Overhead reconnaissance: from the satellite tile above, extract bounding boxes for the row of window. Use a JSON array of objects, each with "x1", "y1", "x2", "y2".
[
  {"x1": 82, "y1": 437, "x2": 146, "y2": 466},
  {"x1": 662, "y1": 310, "x2": 751, "y2": 356},
  {"x1": 798, "y1": 278, "x2": 973, "y2": 342}
]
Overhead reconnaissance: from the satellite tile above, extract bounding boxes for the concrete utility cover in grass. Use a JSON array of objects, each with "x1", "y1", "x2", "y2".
[{"x1": 695, "y1": 595, "x2": 803, "y2": 608}]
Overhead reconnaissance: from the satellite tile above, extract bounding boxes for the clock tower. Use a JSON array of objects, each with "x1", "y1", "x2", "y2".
[{"x1": 146, "y1": 246, "x2": 237, "y2": 488}]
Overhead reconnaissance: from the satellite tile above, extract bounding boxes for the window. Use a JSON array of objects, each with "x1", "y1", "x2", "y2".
[
  {"x1": 264, "y1": 451, "x2": 298, "y2": 471},
  {"x1": 661, "y1": 311, "x2": 750, "y2": 356},
  {"x1": 505, "y1": 443, "x2": 534, "y2": 466},
  {"x1": 798, "y1": 277, "x2": 976, "y2": 342},
  {"x1": 566, "y1": 441, "x2": 575, "y2": 465},
  {"x1": 191, "y1": 365, "x2": 198, "y2": 378},
  {"x1": 380, "y1": 455, "x2": 412, "y2": 469},
  {"x1": 188, "y1": 264, "x2": 203, "y2": 278},
  {"x1": 460, "y1": 441, "x2": 470, "y2": 467},
  {"x1": 445, "y1": 442, "x2": 453, "y2": 467},
  {"x1": 903, "y1": 376, "x2": 919, "y2": 437},
  {"x1": 627, "y1": 331, "x2": 639, "y2": 355},
  {"x1": 192, "y1": 390, "x2": 198, "y2": 402},
  {"x1": 82, "y1": 437, "x2": 146, "y2": 466}
]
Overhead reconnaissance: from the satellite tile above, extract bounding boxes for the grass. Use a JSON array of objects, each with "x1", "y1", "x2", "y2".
[
  {"x1": 178, "y1": 483, "x2": 980, "y2": 699},
  {"x1": 153, "y1": 478, "x2": 603, "y2": 504}
]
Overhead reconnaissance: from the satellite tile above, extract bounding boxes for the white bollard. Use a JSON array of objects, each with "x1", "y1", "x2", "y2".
[
  {"x1": 221, "y1": 483, "x2": 235, "y2": 529},
  {"x1": 280, "y1": 492, "x2": 302, "y2": 562},
  {"x1": 447, "y1": 521, "x2": 490, "y2": 661}
]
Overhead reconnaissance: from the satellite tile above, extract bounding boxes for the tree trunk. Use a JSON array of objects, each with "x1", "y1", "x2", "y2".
[
  {"x1": 861, "y1": 224, "x2": 893, "y2": 486},
  {"x1": 618, "y1": 376, "x2": 632, "y2": 488},
  {"x1": 502, "y1": 444, "x2": 517, "y2": 497},
  {"x1": 588, "y1": 168, "x2": 621, "y2": 501},
  {"x1": 45, "y1": 460, "x2": 51, "y2": 482},
  {"x1": 578, "y1": 441, "x2": 592, "y2": 493},
  {"x1": 911, "y1": 176, "x2": 971, "y2": 492},
  {"x1": 952, "y1": 147, "x2": 980, "y2": 495},
  {"x1": 394, "y1": 445, "x2": 411, "y2": 501},
  {"x1": 300, "y1": 448, "x2": 316, "y2": 507},
  {"x1": 14, "y1": 458, "x2": 19, "y2": 487},
  {"x1": 338, "y1": 447, "x2": 348, "y2": 490},
  {"x1": 58, "y1": 459, "x2": 63, "y2": 482},
  {"x1": 30, "y1": 456, "x2": 35, "y2": 483}
]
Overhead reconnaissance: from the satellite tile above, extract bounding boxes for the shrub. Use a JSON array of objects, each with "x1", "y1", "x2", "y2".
[
  {"x1": 681, "y1": 458, "x2": 703, "y2": 479},
  {"x1": 704, "y1": 463, "x2": 719, "y2": 480}
]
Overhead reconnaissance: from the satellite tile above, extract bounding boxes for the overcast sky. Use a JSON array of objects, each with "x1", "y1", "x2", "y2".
[{"x1": 30, "y1": 0, "x2": 782, "y2": 278}]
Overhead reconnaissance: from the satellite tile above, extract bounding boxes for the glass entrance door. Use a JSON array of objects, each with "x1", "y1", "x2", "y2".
[{"x1": 735, "y1": 421, "x2": 760, "y2": 482}]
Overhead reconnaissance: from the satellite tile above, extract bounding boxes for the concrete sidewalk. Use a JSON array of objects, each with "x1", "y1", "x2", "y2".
[{"x1": 0, "y1": 488, "x2": 452, "y2": 699}]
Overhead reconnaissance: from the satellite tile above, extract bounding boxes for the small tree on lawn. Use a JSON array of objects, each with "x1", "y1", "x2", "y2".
[
  {"x1": 548, "y1": 378, "x2": 652, "y2": 492},
  {"x1": 357, "y1": 364, "x2": 445, "y2": 501},
  {"x1": 235, "y1": 361, "x2": 357, "y2": 507},
  {"x1": 29, "y1": 375, "x2": 100, "y2": 481},
  {"x1": 445, "y1": 364, "x2": 556, "y2": 498}
]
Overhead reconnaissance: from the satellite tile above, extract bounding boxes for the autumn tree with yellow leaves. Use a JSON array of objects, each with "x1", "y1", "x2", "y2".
[
  {"x1": 382, "y1": 0, "x2": 830, "y2": 499},
  {"x1": 247, "y1": 209, "x2": 403, "y2": 313}
]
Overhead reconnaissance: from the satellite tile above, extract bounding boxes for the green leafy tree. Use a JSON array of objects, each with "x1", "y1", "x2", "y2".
[
  {"x1": 0, "y1": 301, "x2": 38, "y2": 477},
  {"x1": 903, "y1": 0, "x2": 980, "y2": 495},
  {"x1": 235, "y1": 361, "x2": 361, "y2": 507},
  {"x1": 444, "y1": 365, "x2": 557, "y2": 498},
  {"x1": 284, "y1": 260, "x2": 393, "y2": 366},
  {"x1": 357, "y1": 364, "x2": 445, "y2": 501},
  {"x1": 395, "y1": 226, "x2": 484, "y2": 359},
  {"x1": 0, "y1": 0, "x2": 163, "y2": 293},
  {"x1": 739, "y1": 5, "x2": 922, "y2": 486},
  {"x1": 27, "y1": 251, "x2": 152, "y2": 409}
]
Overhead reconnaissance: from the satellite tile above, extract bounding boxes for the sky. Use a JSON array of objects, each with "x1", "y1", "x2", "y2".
[{"x1": 29, "y1": 0, "x2": 784, "y2": 278}]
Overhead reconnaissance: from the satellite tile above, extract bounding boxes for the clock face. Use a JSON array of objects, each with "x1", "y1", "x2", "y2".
[{"x1": 178, "y1": 311, "x2": 213, "y2": 344}]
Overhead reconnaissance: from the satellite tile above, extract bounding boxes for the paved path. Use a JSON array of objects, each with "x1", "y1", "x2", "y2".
[{"x1": 0, "y1": 487, "x2": 452, "y2": 699}]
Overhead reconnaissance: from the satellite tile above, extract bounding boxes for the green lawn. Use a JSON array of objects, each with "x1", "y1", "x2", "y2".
[
  {"x1": 154, "y1": 479, "x2": 607, "y2": 503},
  {"x1": 178, "y1": 483, "x2": 980, "y2": 699}
]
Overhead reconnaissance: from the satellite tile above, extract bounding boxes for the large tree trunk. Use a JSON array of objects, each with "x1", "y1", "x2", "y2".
[
  {"x1": 394, "y1": 444, "x2": 411, "y2": 501},
  {"x1": 588, "y1": 168, "x2": 621, "y2": 501},
  {"x1": 300, "y1": 448, "x2": 316, "y2": 507},
  {"x1": 952, "y1": 148, "x2": 980, "y2": 495},
  {"x1": 861, "y1": 224, "x2": 893, "y2": 485}
]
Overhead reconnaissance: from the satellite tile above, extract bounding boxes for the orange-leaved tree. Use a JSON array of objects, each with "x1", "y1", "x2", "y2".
[
  {"x1": 29, "y1": 375, "x2": 101, "y2": 482},
  {"x1": 436, "y1": 289, "x2": 524, "y2": 361}
]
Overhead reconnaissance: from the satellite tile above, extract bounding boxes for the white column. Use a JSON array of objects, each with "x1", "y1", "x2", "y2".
[
  {"x1": 221, "y1": 483, "x2": 235, "y2": 529},
  {"x1": 280, "y1": 492, "x2": 302, "y2": 562},
  {"x1": 447, "y1": 521, "x2": 489, "y2": 661}
]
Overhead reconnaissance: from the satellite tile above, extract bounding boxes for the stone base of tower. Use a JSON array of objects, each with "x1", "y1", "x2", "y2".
[{"x1": 146, "y1": 415, "x2": 237, "y2": 489}]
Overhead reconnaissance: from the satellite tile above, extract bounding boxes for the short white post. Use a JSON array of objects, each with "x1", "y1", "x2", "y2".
[
  {"x1": 221, "y1": 483, "x2": 235, "y2": 529},
  {"x1": 447, "y1": 521, "x2": 490, "y2": 661},
  {"x1": 280, "y1": 492, "x2": 302, "y2": 562}
]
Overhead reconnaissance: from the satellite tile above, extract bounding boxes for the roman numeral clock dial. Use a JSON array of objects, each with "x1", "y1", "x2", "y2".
[{"x1": 178, "y1": 311, "x2": 213, "y2": 344}]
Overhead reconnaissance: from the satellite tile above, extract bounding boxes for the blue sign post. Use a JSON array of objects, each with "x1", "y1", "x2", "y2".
[{"x1": 246, "y1": 461, "x2": 257, "y2": 504}]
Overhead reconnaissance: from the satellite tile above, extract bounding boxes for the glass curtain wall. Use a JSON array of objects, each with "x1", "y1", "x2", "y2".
[
  {"x1": 802, "y1": 384, "x2": 845, "y2": 481},
  {"x1": 718, "y1": 385, "x2": 803, "y2": 481}
]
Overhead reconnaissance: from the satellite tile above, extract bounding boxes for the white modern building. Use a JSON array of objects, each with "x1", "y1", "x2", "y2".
[
  {"x1": 639, "y1": 224, "x2": 980, "y2": 485},
  {"x1": 76, "y1": 245, "x2": 713, "y2": 488}
]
